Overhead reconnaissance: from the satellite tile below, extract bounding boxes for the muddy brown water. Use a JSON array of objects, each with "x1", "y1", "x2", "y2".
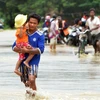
[{"x1": 0, "y1": 30, "x2": 100, "y2": 100}]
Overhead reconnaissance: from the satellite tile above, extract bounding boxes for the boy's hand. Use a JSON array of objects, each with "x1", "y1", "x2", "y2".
[
  {"x1": 26, "y1": 45, "x2": 33, "y2": 49},
  {"x1": 20, "y1": 47, "x2": 29, "y2": 53},
  {"x1": 13, "y1": 46, "x2": 22, "y2": 53}
]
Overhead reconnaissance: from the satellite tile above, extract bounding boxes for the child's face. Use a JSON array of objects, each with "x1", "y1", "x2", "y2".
[{"x1": 25, "y1": 23, "x2": 29, "y2": 29}]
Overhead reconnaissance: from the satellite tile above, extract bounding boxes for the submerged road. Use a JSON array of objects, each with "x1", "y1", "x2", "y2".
[{"x1": 0, "y1": 30, "x2": 100, "y2": 100}]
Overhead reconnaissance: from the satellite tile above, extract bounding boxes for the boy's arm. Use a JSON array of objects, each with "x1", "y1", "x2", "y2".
[
  {"x1": 12, "y1": 41, "x2": 21, "y2": 53},
  {"x1": 37, "y1": 34, "x2": 45, "y2": 54},
  {"x1": 12, "y1": 41, "x2": 39, "y2": 54},
  {"x1": 20, "y1": 34, "x2": 45, "y2": 55}
]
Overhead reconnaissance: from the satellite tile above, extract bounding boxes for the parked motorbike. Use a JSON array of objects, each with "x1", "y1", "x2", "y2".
[
  {"x1": 42, "y1": 27, "x2": 50, "y2": 44},
  {"x1": 0, "y1": 23, "x2": 3, "y2": 29},
  {"x1": 67, "y1": 26, "x2": 81, "y2": 46}
]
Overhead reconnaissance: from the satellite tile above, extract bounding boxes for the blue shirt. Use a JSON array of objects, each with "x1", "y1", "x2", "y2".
[{"x1": 12, "y1": 30, "x2": 45, "y2": 66}]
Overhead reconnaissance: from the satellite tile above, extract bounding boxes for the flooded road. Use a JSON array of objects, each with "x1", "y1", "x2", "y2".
[{"x1": 0, "y1": 30, "x2": 100, "y2": 100}]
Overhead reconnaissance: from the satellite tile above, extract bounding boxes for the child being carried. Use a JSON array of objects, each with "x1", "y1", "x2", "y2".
[{"x1": 14, "y1": 14, "x2": 34, "y2": 76}]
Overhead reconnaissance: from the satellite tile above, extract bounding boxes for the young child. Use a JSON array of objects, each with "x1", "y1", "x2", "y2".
[{"x1": 14, "y1": 14, "x2": 34, "y2": 76}]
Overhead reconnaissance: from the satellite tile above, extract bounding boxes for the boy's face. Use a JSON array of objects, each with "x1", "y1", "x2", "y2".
[{"x1": 28, "y1": 18, "x2": 39, "y2": 31}]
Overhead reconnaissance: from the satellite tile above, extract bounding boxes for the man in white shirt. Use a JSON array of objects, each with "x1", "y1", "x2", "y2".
[{"x1": 86, "y1": 8, "x2": 100, "y2": 54}]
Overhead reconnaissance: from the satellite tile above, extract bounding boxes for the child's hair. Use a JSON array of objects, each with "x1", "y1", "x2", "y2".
[{"x1": 27, "y1": 13, "x2": 41, "y2": 23}]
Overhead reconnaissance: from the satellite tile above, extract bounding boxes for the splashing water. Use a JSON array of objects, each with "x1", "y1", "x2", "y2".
[{"x1": 0, "y1": 89, "x2": 100, "y2": 100}]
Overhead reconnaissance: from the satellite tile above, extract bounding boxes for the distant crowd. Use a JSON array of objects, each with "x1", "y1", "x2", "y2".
[{"x1": 42, "y1": 8, "x2": 100, "y2": 54}]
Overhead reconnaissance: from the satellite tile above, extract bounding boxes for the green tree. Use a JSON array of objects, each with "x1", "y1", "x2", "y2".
[{"x1": 0, "y1": 0, "x2": 100, "y2": 28}]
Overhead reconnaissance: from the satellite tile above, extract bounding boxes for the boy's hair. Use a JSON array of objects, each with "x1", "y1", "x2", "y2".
[{"x1": 27, "y1": 13, "x2": 41, "y2": 23}]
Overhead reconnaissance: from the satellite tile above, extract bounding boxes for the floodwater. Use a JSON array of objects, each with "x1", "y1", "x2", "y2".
[{"x1": 0, "y1": 30, "x2": 100, "y2": 100}]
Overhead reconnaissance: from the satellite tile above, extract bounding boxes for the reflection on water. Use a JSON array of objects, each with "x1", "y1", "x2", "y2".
[{"x1": 0, "y1": 45, "x2": 100, "y2": 100}]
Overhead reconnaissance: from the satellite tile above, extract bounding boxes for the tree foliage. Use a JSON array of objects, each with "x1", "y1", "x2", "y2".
[{"x1": 0, "y1": 0, "x2": 100, "y2": 28}]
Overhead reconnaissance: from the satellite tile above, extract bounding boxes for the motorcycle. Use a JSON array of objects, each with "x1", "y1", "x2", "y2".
[
  {"x1": 42, "y1": 27, "x2": 50, "y2": 44},
  {"x1": 0, "y1": 23, "x2": 3, "y2": 29},
  {"x1": 67, "y1": 26, "x2": 81, "y2": 46}
]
